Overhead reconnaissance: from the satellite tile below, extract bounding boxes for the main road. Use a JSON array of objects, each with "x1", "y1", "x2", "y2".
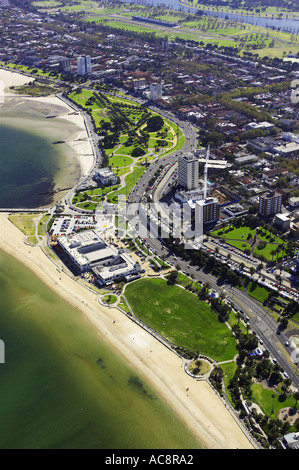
[
  {"x1": 122, "y1": 105, "x2": 299, "y2": 390},
  {"x1": 54, "y1": 88, "x2": 299, "y2": 390}
]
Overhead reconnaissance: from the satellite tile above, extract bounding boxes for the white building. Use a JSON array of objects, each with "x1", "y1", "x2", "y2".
[
  {"x1": 283, "y1": 432, "x2": 299, "y2": 449},
  {"x1": 178, "y1": 153, "x2": 199, "y2": 190},
  {"x1": 77, "y1": 55, "x2": 91, "y2": 75},
  {"x1": 95, "y1": 167, "x2": 118, "y2": 186},
  {"x1": 57, "y1": 230, "x2": 141, "y2": 284},
  {"x1": 149, "y1": 83, "x2": 162, "y2": 102},
  {"x1": 274, "y1": 213, "x2": 290, "y2": 231},
  {"x1": 289, "y1": 197, "x2": 299, "y2": 209}
]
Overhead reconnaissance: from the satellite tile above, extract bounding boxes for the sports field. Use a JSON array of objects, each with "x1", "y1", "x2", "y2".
[{"x1": 125, "y1": 278, "x2": 238, "y2": 361}]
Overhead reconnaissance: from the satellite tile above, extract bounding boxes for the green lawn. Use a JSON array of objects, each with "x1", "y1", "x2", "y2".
[
  {"x1": 254, "y1": 243, "x2": 286, "y2": 262},
  {"x1": 109, "y1": 155, "x2": 133, "y2": 168},
  {"x1": 211, "y1": 224, "x2": 255, "y2": 240},
  {"x1": 226, "y1": 240, "x2": 252, "y2": 252},
  {"x1": 251, "y1": 382, "x2": 297, "y2": 418},
  {"x1": 211, "y1": 224, "x2": 288, "y2": 261},
  {"x1": 101, "y1": 294, "x2": 117, "y2": 304},
  {"x1": 257, "y1": 228, "x2": 284, "y2": 244},
  {"x1": 106, "y1": 166, "x2": 146, "y2": 203},
  {"x1": 246, "y1": 280, "x2": 271, "y2": 303},
  {"x1": 125, "y1": 278, "x2": 238, "y2": 361}
]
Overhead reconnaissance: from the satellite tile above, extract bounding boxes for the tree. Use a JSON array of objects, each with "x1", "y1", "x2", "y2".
[
  {"x1": 146, "y1": 115, "x2": 164, "y2": 132},
  {"x1": 167, "y1": 270, "x2": 178, "y2": 284},
  {"x1": 132, "y1": 147, "x2": 146, "y2": 158}
]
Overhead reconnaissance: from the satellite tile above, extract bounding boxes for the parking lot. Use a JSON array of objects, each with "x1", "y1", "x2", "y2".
[{"x1": 51, "y1": 215, "x2": 98, "y2": 237}]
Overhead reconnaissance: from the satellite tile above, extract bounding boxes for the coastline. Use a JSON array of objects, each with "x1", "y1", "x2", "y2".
[
  {"x1": 0, "y1": 214, "x2": 253, "y2": 450},
  {"x1": 0, "y1": 68, "x2": 94, "y2": 193},
  {"x1": 178, "y1": 1, "x2": 299, "y2": 19},
  {"x1": 0, "y1": 68, "x2": 253, "y2": 449}
]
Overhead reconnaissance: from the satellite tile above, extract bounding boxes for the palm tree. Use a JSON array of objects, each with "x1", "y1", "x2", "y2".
[
  {"x1": 293, "y1": 391, "x2": 299, "y2": 409},
  {"x1": 271, "y1": 394, "x2": 275, "y2": 414},
  {"x1": 219, "y1": 290, "x2": 225, "y2": 303},
  {"x1": 161, "y1": 254, "x2": 167, "y2": 269}
]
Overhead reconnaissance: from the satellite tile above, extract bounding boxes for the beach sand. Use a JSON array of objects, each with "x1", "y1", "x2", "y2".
[
  {"x1": 0, "y1": 213, "x2": 254, "y2": 450},
  {"x1": 0, "y1": 68, "x2": 254, "y2": 449}
]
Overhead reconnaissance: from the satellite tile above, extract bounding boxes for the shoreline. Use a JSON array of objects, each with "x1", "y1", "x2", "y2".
[
  {"x1": 0, "y1": 68, "x2": 94, "y2": 206},
  {"x1": 179, "y1": 1, "x2": 299, "y2": 20},
  {"x1": 0, "y1": 212, "x2": 253, "y2": 450},
  {"x1": 0, "y1": 68, "x2": 253, "y2": 449}
]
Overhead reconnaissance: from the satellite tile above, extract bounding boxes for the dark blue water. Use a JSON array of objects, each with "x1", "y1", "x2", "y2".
[
  {"x1": 0, "y1": 124, "x2": 62, "y2": 208},
  {"x1": 124, "y1": 0, "x2": 299, "y2": 33}
]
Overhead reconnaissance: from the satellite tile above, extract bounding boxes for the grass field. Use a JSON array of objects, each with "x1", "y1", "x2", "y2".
[
  {"x1": 8, "y1": 213, "x2": 43, "y2": 245},
  {"x1": 226, "y1": 240, "x2": 252, "y2": 252},
  {"x1": 254, "y1": 243, "x2": 286, "y2": 262},
  {"x1": 106, "y1": 166, "x2": 146, "y2": 203},
  {"x1": 211, "y1": 224, "x2": 255, "y2": 240},
  {"x1": 251, "y1": 381, "x2": 297, "y2": 417},
  {"x1": 125, "y1": 278, "x2": 238, "y2": 361},
  {"x1": 211, "y1": 224, "x2": 288, "y2": 261},
  {"x1": 245, "y1": 280, "x2": 271, "y2": 303}
]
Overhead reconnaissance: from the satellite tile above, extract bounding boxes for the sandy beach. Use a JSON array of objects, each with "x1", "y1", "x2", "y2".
[
  {"x1": 0, "y1": 213, "x2": 254, "y2": 450},
  {"x1": 0, "y1": 68, "x2": 94, "y2": 178},
  {"x1": 0, "y1": 67, "x2": 254, "y2": 449}
]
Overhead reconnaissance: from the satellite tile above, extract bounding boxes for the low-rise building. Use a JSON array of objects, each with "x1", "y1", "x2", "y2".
[
  {"x1": 282, "y1": 432, "x2": 299, "y2": 449},
  {"x1": 94, "y1": 167, "x2": 118, "y2": 186},
  {"x1": 289, "y1": 197, "x2": 299, "y2": 209},
  {"x1": 57, "y1": 230, "x2": 141, "y2": 284},
  {"x1": 274, "y1": 213, "x2": 290, "y2": 231}
]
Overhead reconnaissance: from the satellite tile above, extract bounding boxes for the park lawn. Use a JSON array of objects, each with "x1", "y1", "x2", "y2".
[
  {"x1": 106, "y1": 166, "x2": 146, "y2": 203},
  {"x1": 68, "y1": 89, "x2": 94, "y2": 107},
  {"x1": 109, "y1": 154, "x2": 133, "y2": 168},
  {"x1": 114, "y1": 143, "x2": 141, "y2": 156},
  {"x1": 75, "y1": 202, "x2": 99, "y2": 211},
  {"x1": 257, "y1": 228, "x2": 284, "y2": 244},
  {"x1": 113, "y1": 167, "x2": 131, "y2": 178},
  {"x1": 211, "y1": 224, "x2": 255, "y2": 240},
  {"x1": 220, "y1": 361, "x2": 238, "y2": 406},
  {"x1": 99, "y1": 20, "x2": 157, "y2": 34},
  {"x1": 254, "y1": 243, "x2": 286, "y2": 262},
  {"x1": 102, "y1": 294, "x2": 117, "y2": 304},
  {"x1": 125, "y1": 278, "x2": 238, "y2": 361},
  {"x1": 8, "y1": 214, "x2": 41, "y2": 238},
  {"x1": 246, "y1": 280, "x2": 271, "y2": 304},
  {"x1": 226, "y1": 240, "x2": 252, "y2": 252},
  {"x1": 251, "y1": 382, "x2": 296, "y2": 418}
]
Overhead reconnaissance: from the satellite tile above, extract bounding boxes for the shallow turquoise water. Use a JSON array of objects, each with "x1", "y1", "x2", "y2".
[{"x1": 0, "y1": 249, "x2": 203, "y2": 449}]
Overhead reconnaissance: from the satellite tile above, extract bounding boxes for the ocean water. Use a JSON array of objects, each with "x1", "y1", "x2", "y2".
[
  {"x1": 0, "y1": 96, "x2": 81, "y2": 209},
  {"x1": 0, "y1": 249, "x2": 203, "y2": 449}
]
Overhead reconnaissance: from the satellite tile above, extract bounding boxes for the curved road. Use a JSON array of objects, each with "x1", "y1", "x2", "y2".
[{"x1": 55, "y1": 89, "x2": 299, "y2": 390}]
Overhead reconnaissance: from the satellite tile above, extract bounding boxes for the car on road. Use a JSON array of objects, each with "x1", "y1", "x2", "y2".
[{"x1": 285, "y1": 341, "x2": 290, "y2": 347}]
